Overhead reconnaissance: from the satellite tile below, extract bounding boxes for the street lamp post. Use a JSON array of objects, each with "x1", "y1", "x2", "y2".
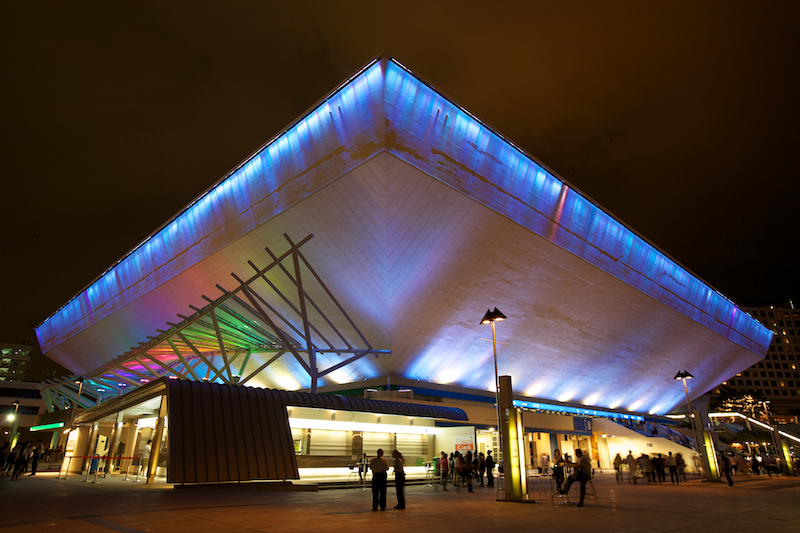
[
  {"x1": 74, "y1": 377, "x2": 85, "y2": 408},
  {"x1": 674, "y1": 370, "x2": 694, "y2": 432},
  {"x1": 8, "y1": 400, "x2": 20, "y2": 446},
  {"x1": 481, "y1": 307, "x2": 507, "y2": 457}
]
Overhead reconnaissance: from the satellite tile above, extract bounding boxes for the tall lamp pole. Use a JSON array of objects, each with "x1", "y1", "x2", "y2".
[
  {"x1": 74, "y1": 377, "x2": 85, "y2": 408},
  {"x1": 8, "y1": 400, "x2": 20, "y2": 446},
  {"x1": 674, "y1": 370, "x2": 694, "y2": 430},
  {"x1": 481, "y1": 308, "x2": 507, "y2": 456}
]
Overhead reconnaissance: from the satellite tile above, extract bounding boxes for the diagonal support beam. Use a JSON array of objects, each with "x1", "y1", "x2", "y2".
[
  {"x1": 239, "y1": 351, "x2": 285, "y2": 386},
  {"x1": 318, "y1": 350, "x2": 372, "y2": 378},
  {"x1": 176, "y1": 332, "x2": 229, "y2": 384},
  {"x1": 241, "y1": 285, "x2": 312, "y2": 377},
  {"x1": 168, "y1": 339, "x2": 202, "y2": 381},
  {"x1": 210, "y1": 309, "x2": 233, "y2": 382},
  {"x1": 292, "y1": 247, "x2": 317, "y2": 392}
]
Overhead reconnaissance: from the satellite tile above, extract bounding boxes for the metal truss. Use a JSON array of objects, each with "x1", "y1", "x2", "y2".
[{"x1": 40, "y1": 234, "x2": 390, "y2": 411}]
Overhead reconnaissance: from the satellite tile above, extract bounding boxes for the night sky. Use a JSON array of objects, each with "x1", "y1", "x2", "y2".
[{"x1": 2, "y1": 2, "x2": 798, "y2": 376}]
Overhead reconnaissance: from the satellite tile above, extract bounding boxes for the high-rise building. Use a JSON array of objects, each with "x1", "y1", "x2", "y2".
[
  {"x1": 0, "y1": 342, "x2": 32, "y2": 382},
  {"x1": 713, "y1": 302, "x2": 800, "y2": 423}
]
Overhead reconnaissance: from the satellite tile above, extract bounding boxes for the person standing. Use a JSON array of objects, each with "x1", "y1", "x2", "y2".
[
  {"x1": 719, "y1": 452, "x2": 734, "y2": 486},
  {"x1": 141, "y1": 439, "x2": 152, "y2": 477},
  {"x1": 370, "y1": 448, "x2": 389, "y2": 511},
  {"x1": 667, "y1": 452, "x2": 679, "y2": 484},
  {"x1": 558, "y1": 449, "x2": 592, "y2": 507},
  {"x1": 463, "y1": 450, "x2": 474, "y2": 492},
  {"x1": 392, "y1": 450, "x2": 405, "y2": 509},
  {"x1": 477, "y1": 452, "x2": 486, "y2": 487},
  {"x1": 553, "y1": 449, "x2": 565, "y2": 491},
  {"x1": 613, "y1": 453, "x2": 624, "y2": 483},
  {"x1": 625, "y1": 450, "x2": 638, "y2": 484},
  {"x1": 485, "y1": 450, "x2": 495, "y2": 487},
  {"x1": 29, "y1": 439, "x2": 45, "y2": 476},
  {"x1": 438, "y1": 451, "x2": 449, "y2": 490},
  {"x1": 358, "y1": 453, "x2": 368, "y2": 481}
]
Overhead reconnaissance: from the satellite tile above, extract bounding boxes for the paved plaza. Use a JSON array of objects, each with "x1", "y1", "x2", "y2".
[{"x1": 1, "y1": 470, "x2": 799, "y2": 532}]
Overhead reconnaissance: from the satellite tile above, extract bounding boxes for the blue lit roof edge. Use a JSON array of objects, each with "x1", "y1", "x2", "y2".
[
  {"x1": 382, "y1": 59, "x2": 771, "y2": 352},
  {"x1": 36, "y1": 58, "x2": 381, "y2": 329},
  {"x1": 37, "y1": 56, "x2": 770, "y2": 358}
]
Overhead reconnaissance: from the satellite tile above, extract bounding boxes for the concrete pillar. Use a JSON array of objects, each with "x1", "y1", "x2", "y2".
[
  {"x1": 498, "y1": 375, "x2": 529, "y2": 502},
  {"x1": 104, "y1": 411, "x2": 124, "y2": 476},
  {"x1": 146, "y1": 394, "x2": 167, "y2": 484}
]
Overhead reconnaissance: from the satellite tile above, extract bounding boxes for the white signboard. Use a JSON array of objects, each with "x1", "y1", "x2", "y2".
[{"x1": 454, "y1": 434, "x2": 475, "y2": 452}]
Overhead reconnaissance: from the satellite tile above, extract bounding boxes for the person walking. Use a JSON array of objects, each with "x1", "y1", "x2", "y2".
[
  {"x1": 558, "y1": 449, "x2": 592, "y2": 507},
  {"x1": 2, "y1": 443, "x2": 18, "y2": 476},
  {"x1": 11, "y1": 441, "x2": 33, "y2": 481},
  {"x1": 392, "y1": 450, "x2": 405, "y2": 509},
  {"x1": 369, "y1": 449, "x2": 389, "y2": 511},
  {"x1": 438, "y1": 451, "x2": 449, "y2": 490},
  {"x1": 485, "y1": 450, "x2": 495, "y2": 487}
]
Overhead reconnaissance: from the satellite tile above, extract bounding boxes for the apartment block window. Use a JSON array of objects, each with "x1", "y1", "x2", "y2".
[{"x1": 746, "y1": 380, "x2": 752, "y2": 386}]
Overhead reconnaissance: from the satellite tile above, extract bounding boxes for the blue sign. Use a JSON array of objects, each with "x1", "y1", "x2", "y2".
[
  {"x1": 513, "y1": 399, "x2": 645, "y2": 422},
  {"x1": 573, "y1": 417, "x2": 593, "y2": 432}
]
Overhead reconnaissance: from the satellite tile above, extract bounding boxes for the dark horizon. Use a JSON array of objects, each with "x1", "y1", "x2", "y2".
[{"x1": 2, "y1": 3, "x2": 798, "y2": 370}]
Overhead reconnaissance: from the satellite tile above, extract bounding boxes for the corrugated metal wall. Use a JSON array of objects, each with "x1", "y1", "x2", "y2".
[{"x1": 167, "y1": 381, "x2": 298, "y2": 484}]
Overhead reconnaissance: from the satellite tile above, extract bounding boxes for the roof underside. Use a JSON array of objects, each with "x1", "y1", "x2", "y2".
[{"x1": 36, "y1": 58, "x2": 771, "y2": 415}]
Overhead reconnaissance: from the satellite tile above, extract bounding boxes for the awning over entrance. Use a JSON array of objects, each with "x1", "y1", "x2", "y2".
[{"x1": 74, "y1": 378, "x2": 468, "y2": 484}]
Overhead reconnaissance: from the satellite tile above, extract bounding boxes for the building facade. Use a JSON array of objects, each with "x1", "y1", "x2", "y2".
[{"x1": 715, "y1": 302, "x2": 800, "y2": 424}]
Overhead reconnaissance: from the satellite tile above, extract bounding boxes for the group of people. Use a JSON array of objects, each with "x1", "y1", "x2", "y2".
[
  {"x1": 614, "y1": 450, "x2": 688, "y2": 485},
  {"x1": 368, "y1": 449, "x2": 405, "y2": 511},
  {"x1": 365, "y1": 448, "x2": 498, "y2": 511},
  {"x1": 0, "y1": 439, "x2": 47, "y2": 480},
  {"x1": 435, "y1": 449, "x2": 495, "y2": 492}
]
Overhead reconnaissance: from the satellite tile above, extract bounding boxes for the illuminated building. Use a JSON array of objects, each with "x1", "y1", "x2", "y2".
[
  {"x1": 713, "y1": 302, "x2": 800, "y2": 423},
  {"x1": 0, "y1": 341, "x2": 32, "y2": 382},
  {"x1": 34, "y1": 57, "x2": 772, "y2": 481}
]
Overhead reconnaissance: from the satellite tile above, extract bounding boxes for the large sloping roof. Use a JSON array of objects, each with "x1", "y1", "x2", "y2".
[{"x1": 37, "y1": 57, "x2": 771, "y2": 415}]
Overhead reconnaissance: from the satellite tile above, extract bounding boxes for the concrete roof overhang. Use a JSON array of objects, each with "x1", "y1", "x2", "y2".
[{"x1": 36, "y1": 57, "x2": 772, "y2": 415}]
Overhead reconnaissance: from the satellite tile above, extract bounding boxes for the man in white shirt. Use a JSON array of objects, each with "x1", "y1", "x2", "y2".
[
  {"x1": 369, "y1": 449, "x2": 389, "y2": 511},
  {"x1": 141, "y1": 439, "x2": 152, "y2": 477}
]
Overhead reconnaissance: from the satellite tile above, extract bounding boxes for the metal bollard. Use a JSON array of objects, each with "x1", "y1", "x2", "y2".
[
  {"x1": 123, "y1": 463, "x2": 131, "y2": 481},
  {"x1": 57, "y1": 455, "x2": 72, "y2": 480}
]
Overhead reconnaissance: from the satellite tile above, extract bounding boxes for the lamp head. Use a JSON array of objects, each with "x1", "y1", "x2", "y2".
[
  {"x1": 674, "y1": 370, "x2": 694, "y2": 380},
  {"x1": 481, "y1": 308, "x2": 508, "y2": 324},
  {"x1": 490, "y1": 308, "x2": 507, "y2": 321}
]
